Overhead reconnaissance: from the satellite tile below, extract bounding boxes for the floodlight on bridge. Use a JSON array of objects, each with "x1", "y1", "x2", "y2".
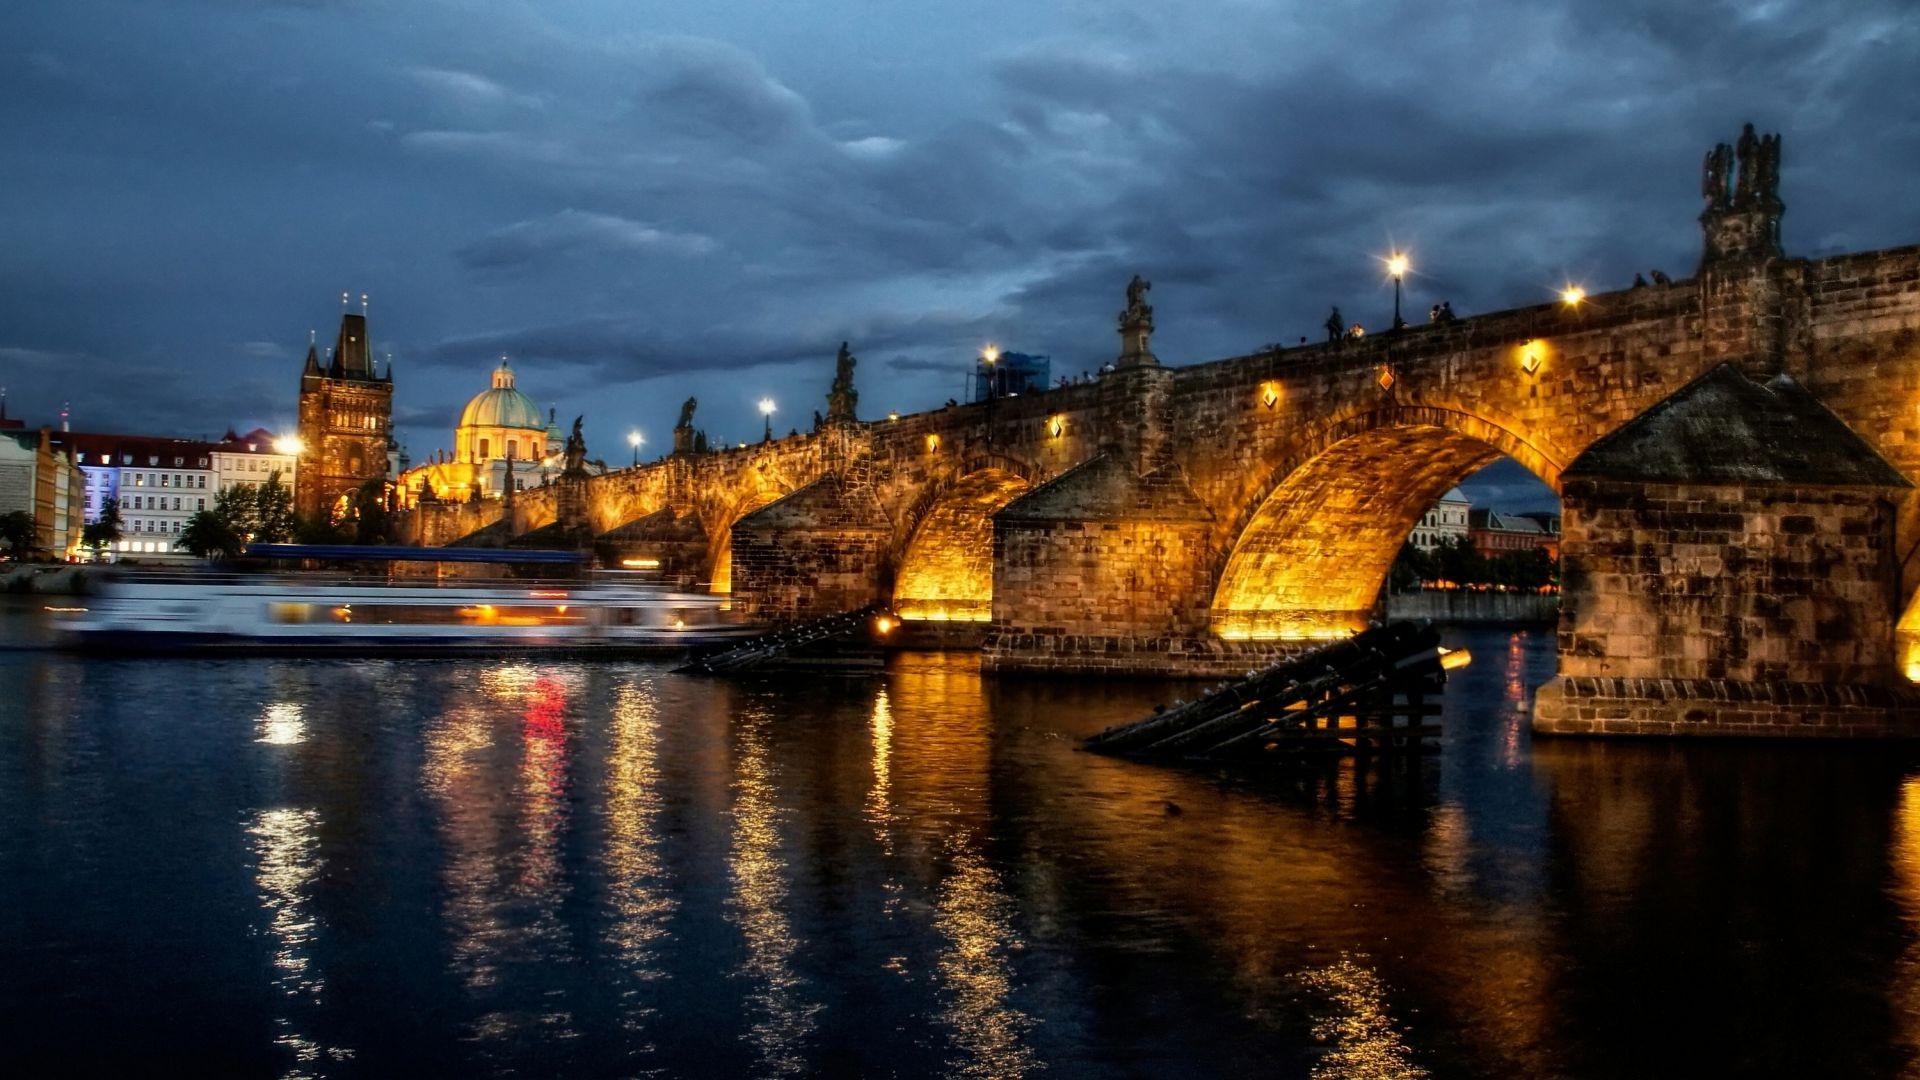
[{"x1": 1561, "y1": 284, "x2": 1586, "y2": 307}]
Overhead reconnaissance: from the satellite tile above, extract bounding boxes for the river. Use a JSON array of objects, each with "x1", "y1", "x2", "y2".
[{"x1": 2, "y1": 596, "x2": 1918, "y2": 1077}]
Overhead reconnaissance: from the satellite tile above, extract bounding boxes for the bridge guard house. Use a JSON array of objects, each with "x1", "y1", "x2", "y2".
[{"x1": 1534, "y1": 363, "x2": 1919, "y2": 736}]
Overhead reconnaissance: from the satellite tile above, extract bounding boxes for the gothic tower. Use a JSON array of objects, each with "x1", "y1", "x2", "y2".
[{"x1": 296, "y1": 305, "x2": 395, "y2": 523}]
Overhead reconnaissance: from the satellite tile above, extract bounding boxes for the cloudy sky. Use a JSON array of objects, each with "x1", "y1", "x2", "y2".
[{"x1": 2, "y1": 0, "x2": 1916, "y2": 508}]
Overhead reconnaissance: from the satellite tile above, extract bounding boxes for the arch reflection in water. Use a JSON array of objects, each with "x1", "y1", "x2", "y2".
[
  {"x1": 727, "y1": 705, "x2": 820, "y2": 1077},
  {"x1": 248, "y1": 807, "x2": 354, "y2": 1075}
]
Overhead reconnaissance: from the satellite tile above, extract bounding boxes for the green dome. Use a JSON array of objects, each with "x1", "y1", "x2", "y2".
[{"x1": 459, "y1": 361, "x2": 544, "y2": 431}]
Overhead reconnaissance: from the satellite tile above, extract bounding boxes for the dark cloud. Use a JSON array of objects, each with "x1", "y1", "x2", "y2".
[{"x1": 0, "y1": 0, "x2": 1916, "y2": 480}]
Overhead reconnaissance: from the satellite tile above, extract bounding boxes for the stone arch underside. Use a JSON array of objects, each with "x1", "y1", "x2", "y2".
[
  {"x1": 892, "y1": 468, "x2": 1032, "y2": 621},
  {"x1": 707, "y1": 471, "x2": 803, "y2": 593},
  {"x1": 1211, "y1": 423, "x2": 1519, "y2": 639}
]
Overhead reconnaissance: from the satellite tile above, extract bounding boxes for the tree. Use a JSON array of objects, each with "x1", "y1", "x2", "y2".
[
  {"x1": 251, "y1": 472, "x2": 299, "y2": 543},
  {"x1": 176, "y1": 510, "x2": 244, "y2": 560},
  {"x1": 82, "y1": 497, "x2": 122, "y2": 559},
  {"x1": 352, "y1": 477, "x2": 391, "y2": 544},
  {"x1": 0, "y1": 511, "x2": 36, "y2": 556}
]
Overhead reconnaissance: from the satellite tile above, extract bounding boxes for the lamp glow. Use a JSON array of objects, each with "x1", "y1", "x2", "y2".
[
  {"x1": 1386, "y1": 253, "x2": 1410, "y2": 279},
  {"x1": 272, "y1": 436, "x2": 304, "y2": 456},
  {"x1": 981, "y1": 344, "x2": 1000, "y2": 365},
  {"x1": 1561, "y1": 285, "x2": 1586, "y2": 306},
  {"x1": 758, "y1": 397, "x2": 776, "y2": 416}
]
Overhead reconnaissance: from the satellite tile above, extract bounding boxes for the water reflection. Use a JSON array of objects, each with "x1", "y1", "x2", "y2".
[
  {"x1": 604, "y1": 680, "x2": 673, "y2": 1051},
  {"x1": 1299, "y1": 956, "x2": 1425, "y2": 1080},
  {"x1": 424, "y1": 664, "x2": 581, "y2": 1050},
  {"x1": 884, "y1": 657, "x2": 1039, "y2": 1077},
  {"x1": 247, "y1": 807, "x2": 353, "y2": 1076},
  {"x1": 256, "y1": 702, "x2": 306, "y2": 746},
  {"x1": 934, "y1": 848, "x2": 1038, "y2": 1078},
  {"x1": 727, "y1": 705, "x2": 819, "y2": 1077}
]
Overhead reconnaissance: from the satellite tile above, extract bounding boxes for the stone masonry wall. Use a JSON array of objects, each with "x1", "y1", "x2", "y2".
[
  {"x1": 729, "y1": 527, "x2": 887, "y2": 623},
  {"x1": 984, "y1": 517, "x2": 1224, "y2": 674},
  {"x1": 1557, "y1": 479, "x2": 1896, "y2": 685}
]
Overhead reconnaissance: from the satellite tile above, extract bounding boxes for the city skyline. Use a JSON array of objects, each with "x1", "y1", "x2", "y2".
[{"x1": 2, "y1": 0, "x2": 1916, "y2": 498}]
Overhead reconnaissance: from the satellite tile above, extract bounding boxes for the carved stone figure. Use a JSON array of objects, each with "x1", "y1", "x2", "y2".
[
  {"x1": 1757, "y1": 131, "x2": 1781, "y2": 203},
  {"x1": 1734, "y1": 123, "x2": 1760, "y2": 205},
  {"x1": 563, "y1": 415, "x2": 587, "y2": 474},
  {"x1": 1702, "y1": 142, "x2": 1733, "y2": 208},
  {"x1": 827, "y1": 342, "x2": 859, "y2": 423},
  {"x1": 1120, "y1": 274, "x2": 1153, "y2": 330},
  {"x1": 1325, "y1": 307, "x2": 1344, "y2": 343},
  {"x1": 675, "y1": 397, "x2": 697, "y2": 431}
]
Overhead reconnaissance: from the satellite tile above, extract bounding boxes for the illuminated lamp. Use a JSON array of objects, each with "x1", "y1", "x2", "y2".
[
  {"x1": 1561, "y1": 284, "x2": 1586, "y2": 307},
  {"x1": 1519, "y1": 339, "x2": 1543, "y2": 375},
  {"x1": 1048, "y1": 416, "x2": 1064, "y2": 438},
  {"x1": 926, "y1": 433, "x2": 940, "y2": 453},
  {"x1": 1376, "y1": 366, "x2": 1395, "y2": 391},
  {"x1": 1260, "y1": 382, "x2": 1280, "y2": 410}
]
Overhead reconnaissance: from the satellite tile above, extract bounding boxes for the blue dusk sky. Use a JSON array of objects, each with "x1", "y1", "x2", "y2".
[{"x1": 2, "y1": 1, "x2": 1916, "y2": 510}]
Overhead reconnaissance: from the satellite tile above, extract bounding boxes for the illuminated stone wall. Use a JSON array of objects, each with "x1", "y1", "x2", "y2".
[{"x1": 891, "y1": 469, "x2": 1031, "y2": 622}]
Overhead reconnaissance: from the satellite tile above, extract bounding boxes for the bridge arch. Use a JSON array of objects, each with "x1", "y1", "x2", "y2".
[
  {"x1": 892, "y1": 460, "x2": 1037, "y2": 621},
  {"x1": 705, "y1": 462, "x2": 807, "y2": 593},
  {"x1": 1211, "y1": 404, "x2": 1562, "y2": 640}
]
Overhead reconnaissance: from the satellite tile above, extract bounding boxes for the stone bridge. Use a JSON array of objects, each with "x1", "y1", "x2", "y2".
[{"x1": 403, "y1": 126, "x2": 1920, "y2": 737}]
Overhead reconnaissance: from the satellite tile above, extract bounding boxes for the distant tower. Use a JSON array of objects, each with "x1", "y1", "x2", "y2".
[{"x1": 296, "y1": 301, "x2": 395, "y2": 523}]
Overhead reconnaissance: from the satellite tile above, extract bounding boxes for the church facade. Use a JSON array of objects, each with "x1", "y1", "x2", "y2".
[{"x1": 397, "y1": 359, "x2": 566, "y2": 508}]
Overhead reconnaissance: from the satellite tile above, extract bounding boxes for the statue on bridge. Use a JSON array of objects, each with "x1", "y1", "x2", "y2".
[
  {"x1": 563, "y1": 415, "x2": 588, "y2": 475},
  {"x1": 1120, "y1": 274, "x2": 1153, "y2": 331},
  {"x1": 1699, "y1": 122, "x2": 1784, "y2": 266},
  {"x1": 673, "y1": 397, "x2": 698, "y2": 455},
  {"x1": 827, "y1": 342, "x2": 859, "y2": 423},
  {"x1": 1325, "y1": 307, "x2": 1344, "y2": 344}
]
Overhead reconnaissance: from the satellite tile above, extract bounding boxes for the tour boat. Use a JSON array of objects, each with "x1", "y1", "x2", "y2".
[{"x1": 64, "y1": 574, "x2": 760, "y2": 656}]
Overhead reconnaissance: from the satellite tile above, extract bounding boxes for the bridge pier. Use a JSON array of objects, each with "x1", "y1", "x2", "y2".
[{"x1": 1533, "y1": 364, "x2": 1918, "y2": 736}]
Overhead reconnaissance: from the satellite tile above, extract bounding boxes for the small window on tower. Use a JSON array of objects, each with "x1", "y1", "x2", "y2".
[{"x1": 479, "y1": 438, "x2": 490, "y2": 459}]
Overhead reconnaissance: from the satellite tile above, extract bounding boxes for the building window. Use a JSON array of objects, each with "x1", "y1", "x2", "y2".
[
  {"x1": 479, "y1": 438, "x2": 490, "y2": 459},
  {"x1": 173, "y1": 497, "x2": 181, "y2": 511},
  {"x1": 197, "y1": 476, "x2": 206, "y2": 488},
  {"x1": 160, "y1": 475, "x2": 170, "y2": 488}
]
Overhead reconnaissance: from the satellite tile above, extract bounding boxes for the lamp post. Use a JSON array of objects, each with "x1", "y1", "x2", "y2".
[
  {"x1": 1387, "y1": 253, "x2": 1409, "y2": 331},
  {"x1": 628, "y1": 430, "x2": 641, "y2": 467},
  {"x1": 759, "y1": 397, "x2": 776, "y2": 442}
]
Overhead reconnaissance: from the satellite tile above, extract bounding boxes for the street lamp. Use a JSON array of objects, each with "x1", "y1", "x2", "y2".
[
  {"x1": 628, "y1": 429, "x2": 642, "y2": 467},
  {"x1": 1386, "y1": 252, "x2": 1410, "y2": 330},
  {"x1": 272, "y1": 436, "x2": 303, "y2": 456},
  {"x1": 758, "y1": 397, "x2": 776, "y2": 442},
  {"x1": 1561, "y1": 284, "x2": 1586, "y2": 307},
  {"x1": 981, "y1": 343, "x2": 1000, "y2": 399}
]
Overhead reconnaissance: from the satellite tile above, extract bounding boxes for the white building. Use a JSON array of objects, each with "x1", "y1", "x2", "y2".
[
  {"x1": 62, "y1": 433, "x2": 218, "y2": 562},
  {"x1": 1410, "y1": 486, "x2": 1472, "y2": 551},
  {"x1": 211, "y1": 427, "x2": 299, "y2": 501}
]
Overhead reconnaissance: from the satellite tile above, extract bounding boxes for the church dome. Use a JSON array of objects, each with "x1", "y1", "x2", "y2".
[{"x1": 458, "y1": 360, "x2": 544, "y2": 431}]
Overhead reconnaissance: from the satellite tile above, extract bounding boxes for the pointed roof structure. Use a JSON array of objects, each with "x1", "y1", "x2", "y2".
[
  {"x1": 329, "y1": 312, "x2": 374, "y2": 380},
  {"x1": 1565, "y1": 363, "x2": 1910, "y2": 487}
]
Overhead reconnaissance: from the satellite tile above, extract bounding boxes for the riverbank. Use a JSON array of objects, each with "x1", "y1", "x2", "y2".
[
  {"x1": 0, "y1": 564, "x2": 92, "y2": 595},
  {"x1": 1387, "y1": 588, "x2": 1555, "y2": 623}
]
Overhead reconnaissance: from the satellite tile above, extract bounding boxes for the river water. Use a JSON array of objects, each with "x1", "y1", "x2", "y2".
[{"x1": 4, "y1": 597, "x2": 1920, "y2": 1078}]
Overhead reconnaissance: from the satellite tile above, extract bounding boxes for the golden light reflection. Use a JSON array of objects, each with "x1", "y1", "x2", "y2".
[
  {"x1": 1889, "y1": 776, "x2": 1920, "y2": 1052},
  {"x1": 1299, "y1": 957, "x2": 1427, "y2": 1079},
  {"x1": 248, "y1": 807, "x2": 355, "y2": 1072},
  {"x1": 1261, "y1": 381, "x2": 1282, "y2": 410},
  {"x1": 867, "y1": 688, "x2": 895, "y2": 849},
  {"x1": 257, "y1": 702, "x2": 306, "y2": 746},
  {"x1": 934, "y1": 849, "x2": 1038, "y2": 1078},
  {"x1": 728, "y1": 710, "x2": 820, "y2": 1076},
  {"x1": 607, "y1": 681, "x2": 674, "y2": 1042}
]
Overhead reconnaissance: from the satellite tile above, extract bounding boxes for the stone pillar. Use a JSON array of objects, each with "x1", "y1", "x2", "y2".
[
  {"x1": 1532, "y1": 364, "x2": 1916, "y2": 737},
  {"x1": 729, "y1": 476, "x2": 889, "y2": 622}
]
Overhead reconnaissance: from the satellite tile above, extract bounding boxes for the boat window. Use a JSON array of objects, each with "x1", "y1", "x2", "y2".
[
  {"x1": 269, "y1": 603, "x2": 313, "y2": 624},
  {"x1": 320, "y1": 603, "x2": 589, "y2": 627}
]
